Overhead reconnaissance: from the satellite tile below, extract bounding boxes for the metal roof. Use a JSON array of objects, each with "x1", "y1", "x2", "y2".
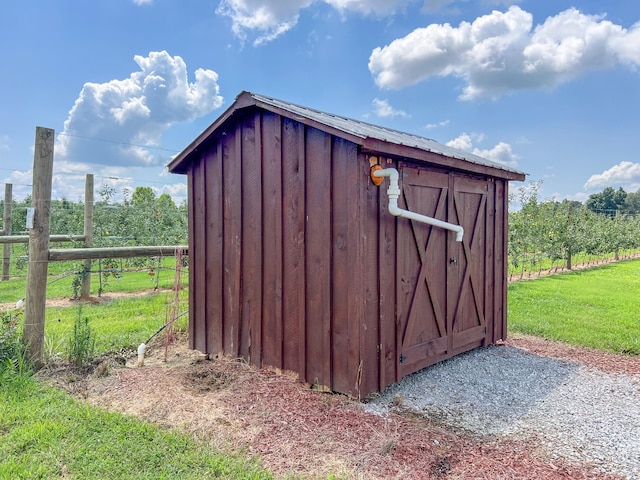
[
  {"x1": 168, "y1": 91, "x2": 526, "y2": 179},
  {"x1": 249, "y1": 92, "x2": 525, "y2": 177}
]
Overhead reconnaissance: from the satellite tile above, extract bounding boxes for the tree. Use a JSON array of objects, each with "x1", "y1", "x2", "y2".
[
  {"x1": 131, "y1": 186, "x2": 156, "y2": 206},
  {"x1": 622, "y1": 189, "x2": 640, "y2": 216},
  {"x1": 586, "y1": 187, "x2": 627, "y2": 217}
]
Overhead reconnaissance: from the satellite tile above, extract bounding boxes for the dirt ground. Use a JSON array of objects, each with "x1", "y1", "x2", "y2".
[{"x1": 36, "y1": 330, "x2": 638, "y2": 480}]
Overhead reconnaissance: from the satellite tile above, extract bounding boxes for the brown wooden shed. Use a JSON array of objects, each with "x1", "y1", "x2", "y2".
[{"x1": 167, "y1": 91, "x2": 526, "y2": 398}]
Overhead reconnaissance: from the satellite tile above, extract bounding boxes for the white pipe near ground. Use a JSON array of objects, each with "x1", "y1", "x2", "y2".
[{"x1": 373, "y1": 168, "x2": 464, "y2": 242}]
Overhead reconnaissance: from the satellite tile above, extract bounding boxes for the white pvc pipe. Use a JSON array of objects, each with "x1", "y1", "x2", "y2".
[{"x1": 373, "y1": 168, "x2": 464, "y2": 242}]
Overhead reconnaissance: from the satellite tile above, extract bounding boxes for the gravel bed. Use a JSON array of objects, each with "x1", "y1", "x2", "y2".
[{"x1": 365, "y1": 345, "x2": 640, "y2": 479}]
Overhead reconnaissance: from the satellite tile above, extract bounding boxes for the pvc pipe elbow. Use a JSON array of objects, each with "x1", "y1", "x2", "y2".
[{"x1": 137, "y1": 343, "x2": 146, "y2": 366}]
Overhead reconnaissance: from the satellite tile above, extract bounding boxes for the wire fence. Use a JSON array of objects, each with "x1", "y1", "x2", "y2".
[{"x1": 1, "y1": 249, "x2": 189, "y2": 363}]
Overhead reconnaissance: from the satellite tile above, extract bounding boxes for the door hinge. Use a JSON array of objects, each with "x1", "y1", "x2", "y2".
[{"x1": 399, "y1": 354, "x2": 407, "y2": 364}]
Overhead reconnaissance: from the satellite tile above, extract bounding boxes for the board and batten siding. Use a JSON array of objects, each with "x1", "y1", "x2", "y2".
[
  {"x1": 186, "y1": 111, "x2": 388, "y2": 397},
  {"x1": 182, "y1": 103, "x2": 516, "y2": 398}
]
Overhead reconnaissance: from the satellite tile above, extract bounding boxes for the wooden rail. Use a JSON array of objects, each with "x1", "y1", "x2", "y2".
[
  {"x1": 0, "y1": 234, "x2": 86, "y2": 244},
  {"x1": 48, "y1": 245, "x2": 188, "y2": 262}
]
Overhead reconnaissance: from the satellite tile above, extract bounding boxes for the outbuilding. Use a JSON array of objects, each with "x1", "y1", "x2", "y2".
[{"x1": 168, "y1": 91, "x2": 525, "y2": 398}]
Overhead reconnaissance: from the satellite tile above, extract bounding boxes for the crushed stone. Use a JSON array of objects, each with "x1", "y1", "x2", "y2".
[{"x1": 365, "y1": 345, "x2": 640, "y2": 479}]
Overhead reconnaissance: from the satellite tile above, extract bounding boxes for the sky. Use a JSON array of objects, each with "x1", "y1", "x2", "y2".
[{"x1": 1, "y1": 0, "x2": 639, "y2": 207}]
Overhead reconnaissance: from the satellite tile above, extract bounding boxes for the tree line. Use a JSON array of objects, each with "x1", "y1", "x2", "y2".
[
  {"x1": 2, "y1": 185, "x2": 187, "y2": 248},
  {"x1": 509, "y1": 182, "x2": 640, "y2": 277},
  {"x1": 3, "y1": 182, "x2": 639, "y2": 279}
]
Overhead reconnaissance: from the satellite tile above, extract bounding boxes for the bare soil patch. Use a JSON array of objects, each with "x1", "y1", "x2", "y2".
[
  {"x1": 37, "y1": 331, "x2": 637, "y2": 479},
  {"x1": 0, "y1": 288, "x2": 174, "y2": 311}
]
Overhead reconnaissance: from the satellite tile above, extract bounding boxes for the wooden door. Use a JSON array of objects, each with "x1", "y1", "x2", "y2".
[
  {"x1": 397, "y1": 166, "x2": 449, "y2": 376},
  {"x1": 397, "y1": 166, "x2": 489, "y2": 377},
  {"x1": 448, "y1": 175, "x2": 489, "y2": 353}
]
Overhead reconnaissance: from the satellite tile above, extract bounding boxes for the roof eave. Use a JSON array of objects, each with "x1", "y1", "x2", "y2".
[{"x1": 361, "y1": 138, "x2": 527, "y2": 181}]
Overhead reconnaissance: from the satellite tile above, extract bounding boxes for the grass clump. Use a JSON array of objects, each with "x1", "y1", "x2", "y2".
[{"x1": 508, "y1": 259, "x2": 640, "y2": 355}]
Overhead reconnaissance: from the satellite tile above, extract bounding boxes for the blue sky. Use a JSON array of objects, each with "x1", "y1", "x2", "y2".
[{"x1": 1, "y1": 0, "x2": 639, "y2": 205}]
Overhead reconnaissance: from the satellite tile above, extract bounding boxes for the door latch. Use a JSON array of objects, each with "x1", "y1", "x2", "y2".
[{"x1": 449, "y1": 257, "x2": 457, "y2": 265}]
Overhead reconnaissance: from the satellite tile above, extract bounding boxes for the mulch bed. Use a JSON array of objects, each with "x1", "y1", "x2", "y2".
[{"x1": 38, "y1": 332, "x2": 636, "y2": 479}]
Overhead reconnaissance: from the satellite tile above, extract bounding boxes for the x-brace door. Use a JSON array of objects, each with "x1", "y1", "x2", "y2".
[
  {"x1": 447, "y1": 175, "x2": 489, "y2": 353},
  {"x1": 396, "y1": 166, "x2": 450, "y2": 375}
]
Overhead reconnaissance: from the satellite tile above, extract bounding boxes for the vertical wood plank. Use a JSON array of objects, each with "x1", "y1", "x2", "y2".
[
  {"x1": 205, "y1": 145, "x2": 224, "y2": 355},
  {"x1": 305, "y1": 127, "x2": 332, "y2": 388},
  {"x1": 346, "y1": 145, "x2": 365, "y2": 398},
  {"x1": 282, "y1": 118, "x2": 306, "y2": 375},
  {"x1": 485, "y1": 179, "x2": 496, "y2": 345},
  {"x1": 262, "y1": 113, "x2": 284, "y2": 368},
  {"x1": 223, "y1": 127, "x2": 243, "y2": 357},
  {"x1": 23, "y1": 126, "x2": 54, "y2": 367},
  {"x1": 187, "y1": 168, "x2": 196, "y2": 349},
  {"x1": 241, "y1": 113, "x2": 263, "y2": 364},
  {"x1": 379, "y1": 159, "x2": 397, "y2": 387},
  {"x1": 496, "y1": 179, "x2": 508, "y2": 342},
  {"x1": 330, "y1": 137, "x2": 361, "y2": 395},
  {"x1": 190, "y1": 159, "x2": 207, "y2": 353},
  {"x1": 446, "y1": 173, "x2": 457, "y2": 355},
  {"x1": 361, "y1": 156, "x2": 380, "y2": 397}
]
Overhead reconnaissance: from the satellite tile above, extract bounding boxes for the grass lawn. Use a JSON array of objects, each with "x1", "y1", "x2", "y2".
[
  {"x1": 1, "y1": 257, "x2": 181, "y2": 304},
  {"x1": 0, "y1": 373, "x2": 271, "y2": 480},
  {"x1": 508, "y1": 259, "x2": 640, "y2": 355}
]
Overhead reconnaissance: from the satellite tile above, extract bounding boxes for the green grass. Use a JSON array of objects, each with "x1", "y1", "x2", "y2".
[
  {"x1": 1, "y1": 257, "x2": 182, "y2": 304},
  {"x1": 0, "y1": 373, "x2": 272, "y2": 480},
  {"x1": 44, "y1": 291, "x2": 188, "y2": 358},
  {"x1": 508, "y1": 259, "x2": 640, "y2": 354},
  {"x1": 1, "y1": 257, "x2": 188, "y2": 359}
]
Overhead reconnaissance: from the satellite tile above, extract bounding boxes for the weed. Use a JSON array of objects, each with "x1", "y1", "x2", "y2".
[
  {"x1": 44, "y1": 334, "x2": 65, "y2": 363},
  {"x1": 0, "y1": 310, "x2": 30, "y2": 376},
  {"x1": 66, "y1": 307, "x2": 96, "y2": 366}
]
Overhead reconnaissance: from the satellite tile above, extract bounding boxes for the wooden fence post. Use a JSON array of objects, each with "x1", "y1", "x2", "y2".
[
  {"x1": 80, "y1": 174, "x2": 94, "y2": 298},
  {"x1": 1, "y1": 183, "x2": 11, "y2": 280},
  {"x1": 23, "y1": 127, "x2": 54, "y2": 368}
]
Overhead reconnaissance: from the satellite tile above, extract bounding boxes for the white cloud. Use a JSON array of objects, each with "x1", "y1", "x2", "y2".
[
  {"x1": 425, "y1": 119, "x2": 450, "y2": 129},
  {"x1": 584, "y1": 161, "x2": 640, "y2": 191},
  {"x1": 369, "y1": 6, "x2": 640, "y2": 100},
  {"x1": 47, "y1": 160, "x2": 188, "y2": 204},
  {"x1": 421, "y1": 0, "x2": 457, "y2": 14},
  {"x1": 325, "y1": 0, "x2": 413, "y2": 16},
  {"x1": 421, "y1": 0, "x2": 520, "y2": 14},
  {"x1": 372, "y1": 98, "x2": 409, "y2": 117},
  {"x1": 57, "y1": 51, "x2": 223, "y2": 168},
  {"x1": 447, "y1": 133, "x2": 474, "y2": 150},
  {"x1": 0, "y1": 168, "x2": 33, "y2": 205},
  {"x1": 132, "y1": 0, "x2": 153, "y2": 4},
  {"x1": 447, "y1": 133, "x2": 519, "y2": 167},
  {"x1": 159, "y1": 181, "x2": 188, "y2": 203},
  {"x1": 216, "y1": 0, "x2": 313, "y2": 44},
  {"x1": 472, "y1": 141, "x2": 519, "y2": 168},
  {"x1": 216, "y1": 0, "x2": 415, "y2": 45}
]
